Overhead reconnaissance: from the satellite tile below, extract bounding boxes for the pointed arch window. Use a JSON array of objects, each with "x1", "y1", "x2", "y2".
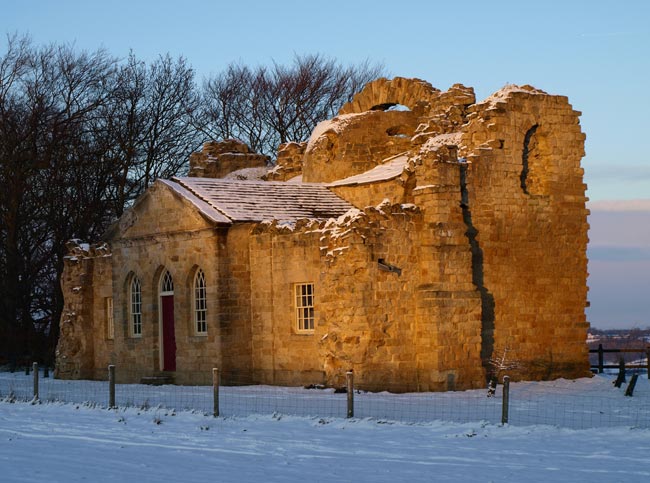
[
  {"x1": 130, "y1": 276, "x2": 142, "y2": 337},
  {"x1": 194, "y1": 269, "x2": 207, "y2": 335},
  {"x1": 160, "y1": 270, "x2": 174, "y2": 294}
]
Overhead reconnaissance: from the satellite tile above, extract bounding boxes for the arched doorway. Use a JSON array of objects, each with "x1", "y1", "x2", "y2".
[{"x1": 159, "y1": 270, "x2": 176, "y2": 371}]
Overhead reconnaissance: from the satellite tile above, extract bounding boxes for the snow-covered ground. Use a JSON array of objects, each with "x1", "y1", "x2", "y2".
[
  {"x1": 1, "y1": 373, "x2": 650, "y2": 482},
  {"x1": 1, "y1": 399, "x2": 650, "y2": 482}
]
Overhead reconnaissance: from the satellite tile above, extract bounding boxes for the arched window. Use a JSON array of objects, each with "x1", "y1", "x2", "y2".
[
  {"x1": 194, "y1": 269, "x2": 207, "y2": 335},
  {"x1": 130, "y1": 276, "x2": 142, "y2": 337},
  {"x1": 160, "y1": 270, "x2": 174, "y2": 294}
]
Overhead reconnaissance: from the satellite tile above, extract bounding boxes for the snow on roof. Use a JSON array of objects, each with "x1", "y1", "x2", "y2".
[
  {"x1": 328, "y1": 153, "x2": 409, "y2": 187},
  {"x1": 158, "y1": 179, "x2": 232, "y2": 225},
  {"x1": 286, "y1": 174, "x2": 303, "y2": 183},
  {"x1": 173, "y1": 177, "x2": 354, "y2": 223}
]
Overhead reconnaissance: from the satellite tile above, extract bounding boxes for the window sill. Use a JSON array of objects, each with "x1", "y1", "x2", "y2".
[{"x1": 294, "y1": 331, "x2": 315, "y2": 336}]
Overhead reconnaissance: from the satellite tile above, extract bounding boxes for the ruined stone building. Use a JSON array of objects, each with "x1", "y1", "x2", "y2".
[{"x1": 55, "y1": 78, "x2": 590, "y2": 391}]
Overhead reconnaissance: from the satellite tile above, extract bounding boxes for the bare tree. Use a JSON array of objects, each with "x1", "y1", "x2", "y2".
[
  {"x1": 200, "y1": 54, "x2": 385, "y2": 156},
  {"x1": 0, "y1": 35, "x2": 117, "y2": 362},
  {"x1": 100, "y1": 53, "x2": 202, "y2": 216}
]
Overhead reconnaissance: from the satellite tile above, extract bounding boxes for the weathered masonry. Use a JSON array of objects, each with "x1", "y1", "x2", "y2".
[{"x1": 55, "y1": 78, "x2": 591, "y2": 391}]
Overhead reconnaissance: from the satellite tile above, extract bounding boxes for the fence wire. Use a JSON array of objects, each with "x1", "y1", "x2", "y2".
[{"x1": 0, "y1": 368, "x2": 648, "y2": 429}]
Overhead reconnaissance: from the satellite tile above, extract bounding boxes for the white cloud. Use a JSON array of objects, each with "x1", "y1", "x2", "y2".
[{"x1": 588, "y1": 199, "x2": 650, "y2": 212}]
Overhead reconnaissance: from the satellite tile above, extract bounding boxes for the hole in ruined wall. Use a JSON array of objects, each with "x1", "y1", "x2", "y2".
[
  {"x1": 520, "y1": 125, "x2": 538, "y2": 194},
  {"x1": 520, "y1": 125, "x2": 551, "y2": 196},
  {"x1": 370, "y1": 103, "x2": 411, "y2": 112},
  {"x1": 446, "y1": 145, "x2": 459, "y2": 162},
  {"x1": 386, "y1": 125, "x2": 410, "y2": 138}
]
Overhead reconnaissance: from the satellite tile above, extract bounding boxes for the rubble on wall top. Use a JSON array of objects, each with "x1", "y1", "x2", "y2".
[
  {"x1": 479, "y1": 84, "x2": 549, "y2": 107},
  {"x1": 328, "y1": 153, "x2": 410, "y2": 187},
  {"x1": 306, "y1": 114, "x2": 357, "y2": 152},
  {"x1": 64, "y1": 239, "x2": 111, "y2": 259},
  {"x1": 221, "y1": 166, "x2": 269, "y2": 181},
  {"x1": 419, "y1": 132, "x2": 463, "y2": 152}
]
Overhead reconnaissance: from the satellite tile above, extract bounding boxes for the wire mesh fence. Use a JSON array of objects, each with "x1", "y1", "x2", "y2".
[{"x1": 1, "y1": 366, "x2": 648, "y2": 429}]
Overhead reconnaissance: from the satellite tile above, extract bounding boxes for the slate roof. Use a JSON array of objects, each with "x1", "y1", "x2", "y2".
[{"x1": 170, "y1": 177, "x2": 354, "y2": 223}]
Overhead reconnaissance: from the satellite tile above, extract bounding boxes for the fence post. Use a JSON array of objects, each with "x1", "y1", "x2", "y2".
[
  {"x1": 614, "y1": 358, "x2": 626, "y2": 388},
  {"x1": 597, "y1": 344, "x2": 604, "y2": 373},
  {"x1": 43, "y1": 366, "x2": 49, "y2": 378},
  {"x1": 346, "y1": 371, "x2": 354, "y2": 418},
  {"x1": 212, "y1": 368, "x2": 220, "y2": 417},
  {"x1": 646, "y1": 347, "x2": 650, "y2": 380},
  {"x1": 625, "y1": 374, "x2": 639, "y2": 397},
  {"x1": 501, "y1": 375, "x2": 510, "y2": 425},
  {"x1": 108, "y1": 364, "x2": 116, "y2": 409},
  {"x1": 32, "y1": 362, "x2": 39, "y2": 400}
]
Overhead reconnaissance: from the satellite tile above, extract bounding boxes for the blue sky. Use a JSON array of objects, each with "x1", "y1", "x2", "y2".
[
  {"x1": 3, "y1": 0, "x2": 649, "y2": 201},
  {"x1": 2, "y1": 0, "x2": 648, "y2": 328}
]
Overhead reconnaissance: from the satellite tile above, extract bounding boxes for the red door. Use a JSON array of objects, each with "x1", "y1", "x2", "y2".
[{"x1": 161, "y1": 295, "x2": 176, "y2": 371}]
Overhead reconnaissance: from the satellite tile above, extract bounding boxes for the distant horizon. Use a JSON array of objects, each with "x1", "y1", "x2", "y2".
[{"x1": 587, "y1": 201, "x2": 649, "y2": 330}]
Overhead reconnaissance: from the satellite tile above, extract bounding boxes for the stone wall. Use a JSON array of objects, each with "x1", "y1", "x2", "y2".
[
  {"x1": 55, "y1": 241, "x2": 110, "y2": 380},
  {"x1": 56, "y1": 77, "x2": 590, "y2": 391},
  {"x1": 459, "y1": 86, "x2": 590, "y2": 379},
  {"x1": 189, "y1": 139, "x2": 268, "y2": 178},
  {"x1": 264, "y1": 142, "x2": 306, "y2": 181},
  {"x1": 302, "y1": 110, "x2": 418, "y2": 183},
  {"x1": 108, "y1": 183, "x2": 225, "y2": 384},
  {"x1": 247, "y1": 200, "x2": 485, "y2": 392},
  {"x1": 218, "y1": 225, "x2": 253, "y2": 381},
  {"x1": 248, "y1": 223, "x2": 323, "y2": 385}
]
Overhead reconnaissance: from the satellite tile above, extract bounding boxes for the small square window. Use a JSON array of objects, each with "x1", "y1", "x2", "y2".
[{"x1": 295, "y1": 283, "x2": 315, "y2": 333}]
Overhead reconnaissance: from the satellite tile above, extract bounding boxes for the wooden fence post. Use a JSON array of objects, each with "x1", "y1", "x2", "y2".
[
  {"x1": 32, "y1": 362, "x2": 39, "y2": 400},
  {"x1": 212, "y1": 368, "x2": 220, "y2": 417},
  {"x1": 625, "y1": 374, "x2": 639, "y2": 397},
  {"x1": 646, "y1": 347, "x2": 650, "y2": 380},
  {"x1": 501, "y1": 375, "x2": 510, "y2": 425},
  {"x1": 597, "y1": 344, "x2": 604, "y2": 374},
  {"x1": 346, "y1": 371, "x2": 354, "y2": 418},
  {"x1": 614, "y1": 358, "x2": 626, "y2": 388},
  {"x1": 108, "y1": 365, "x2": 116, "y2": 409}
]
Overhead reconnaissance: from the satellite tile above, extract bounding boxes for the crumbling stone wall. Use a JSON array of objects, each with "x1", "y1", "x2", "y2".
[
  {"x1": 189, "y1": 139, "x2": 268, "y2": 178},
  {"x1": 56, "y1": 77, "x2": 590, "y2": 390},
  {"x1": 458, "y1": 85, "x2": 590, "y2": 379},
  {"x1": 263, "y1": 142, "x2": 306, "y2": 181},
  {"x1": 302, "y1": 110, "x2": 418, "y2": 183},
  {"x1": 55, "y1": 241, "x2": 111, "y2": 380},
  {"x1": 249, "y1": 200, "x2": 484, "y2": 392}
]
